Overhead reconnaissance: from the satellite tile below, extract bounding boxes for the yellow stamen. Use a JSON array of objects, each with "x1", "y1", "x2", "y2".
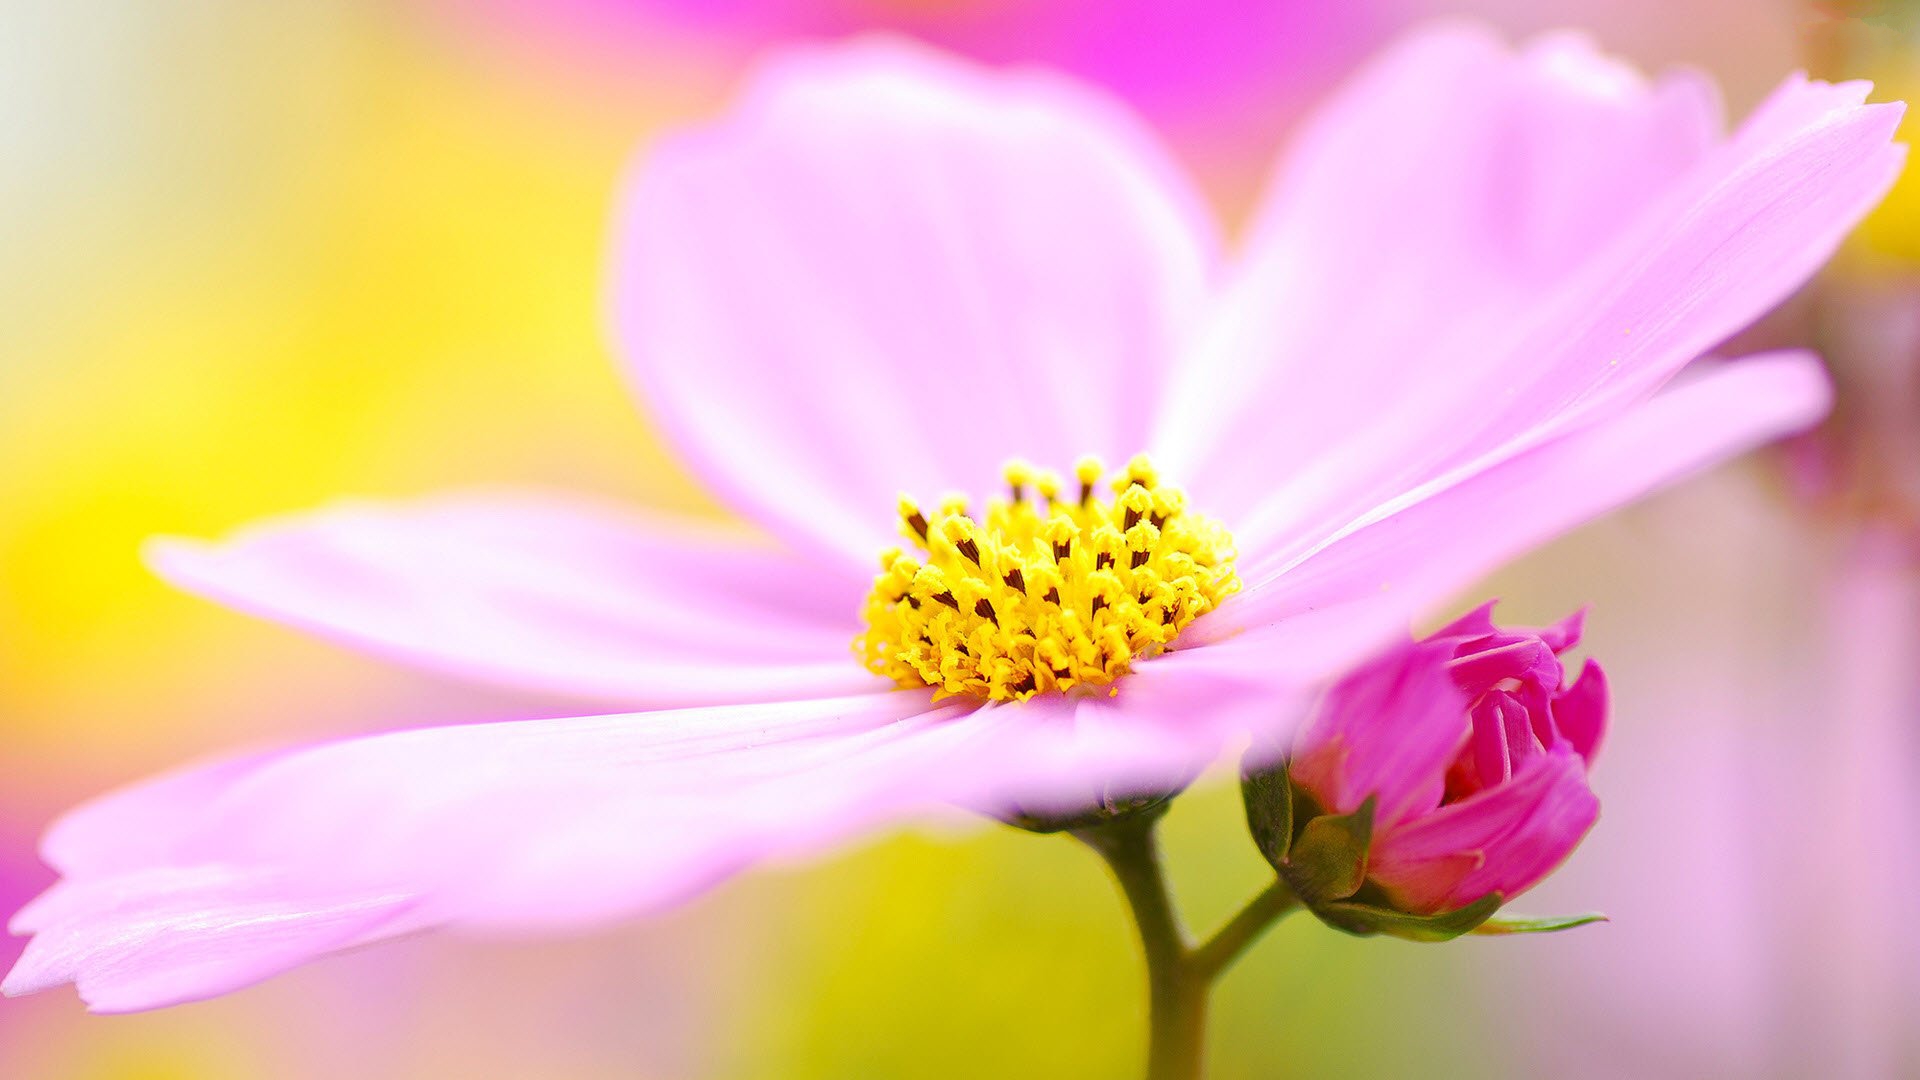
[{"x1": 855, "y1": 456, "x2": 1239, "y2": 702}]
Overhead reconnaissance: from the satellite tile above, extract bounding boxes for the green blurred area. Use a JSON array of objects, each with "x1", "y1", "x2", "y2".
[{"x1": 723, "y1": 780, "x2": 1483, "y2": 1079}]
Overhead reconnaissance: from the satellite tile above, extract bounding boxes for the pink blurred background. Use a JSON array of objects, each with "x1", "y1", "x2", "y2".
[{"x1": 3, "y1": 1, "x2": 1913, "y2": 1075}]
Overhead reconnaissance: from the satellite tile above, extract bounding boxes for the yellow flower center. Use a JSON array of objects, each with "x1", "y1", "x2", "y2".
[{"x1": 855, "y1": 455, "x2": 1240, "y2": 702}]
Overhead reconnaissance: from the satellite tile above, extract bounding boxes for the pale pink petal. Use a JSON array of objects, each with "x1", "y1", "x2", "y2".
[
  {"x1": 1369, "y1": 745, "x2": 1599, "y2": 912},
  {"x1": 1158, "y1": 26, "x2": 1900, "y2": 563},
  {"x1": 611, "y1": 36, "x2": 1218, "y2": 566},
  {"x1": 1187, "y1": 353, "x2": 1833, "y2": 683},
  {"x1": 1731, "y1": 70, "x2": 1888, "y2": 155},
  {"x1": 149, "y1": 490, "x2": 881, "y2": 707},
  {"x1": 31, "y1": 751, "x2": 288, "y2": 883},
  {"x1": 957, "y1": 643, "x2": 1321, "y2": 820},
  {"x1": 1159, "y1": 25, "x2": 1718, "y2": 522},
  {"x1": 9, "y1": 691, "x2": 987, "y2": 1009},
  {"x1": 1461, "y1": 81, "x2": 1901, "y2": 469},
  {"x1": 4, "y1": 868, "x2": 415, "y2": 1015},
  {"x1": 7, "y1": 655, "x2": 1315, "y2": 1011}
]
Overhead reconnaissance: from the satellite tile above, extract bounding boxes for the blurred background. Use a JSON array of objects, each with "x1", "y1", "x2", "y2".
[{"x1": 2, "y1": 1, "x2": 1914, "y2": 1076}]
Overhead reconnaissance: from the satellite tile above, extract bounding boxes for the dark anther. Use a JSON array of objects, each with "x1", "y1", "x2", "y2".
[
  {"x1": 1010, "y1": 673, "x2": 1036, "y2": 695},
  {"x1": 1130, "y1": 550, "x2": 1150, "y2": 569},
  {"x1": 1150, "y1": 513, "x2": 1168, "y2": 529},
  {"x1": 974, "y1": 598, "x2": 999, "y2": 626},
  {"x1": 1010, "y1": 482, "x2": 1026, "y2": 504},
  {"x1": 1078, "y1": 481, "x2": 1094, "y2": 506},
  {"x1": 1004, "y1": 568, "x2": 1026, "y2": 593},
  {"x1": 1090, "y1": 596, "x2": 1109, "y2": 616},
  {"x1": 1123, "y1": 507, "x2": 1142, "y2": 530},
  {"x1": 955, "y1": 538, "x2": 981, "y2": 565},
  {"x1": 1042, "y1": 587, "x2": 1061, "y2": 604},
  {"x1": 905, "y1": 510, "x2": 930, "y2": 541},
  {"x1": 1052, "y1": 540, "x2": 1072, "y2": 561},
  {"x1": 933, "y1": 590, "x2": 961, "y2": 611},
  {"x1": 1096, "y1": 552, "x2": 1115, "y2": 570}
]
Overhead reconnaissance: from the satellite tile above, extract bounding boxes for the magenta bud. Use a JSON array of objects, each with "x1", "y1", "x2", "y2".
[{"x1": 1282, "y1": 602, "x2": 1606, "y2": 916}]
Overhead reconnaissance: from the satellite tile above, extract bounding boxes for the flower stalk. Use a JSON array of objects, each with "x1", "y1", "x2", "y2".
[{"x1": 1075, "y1": 810, "x2": 1300, "y2": 1080}]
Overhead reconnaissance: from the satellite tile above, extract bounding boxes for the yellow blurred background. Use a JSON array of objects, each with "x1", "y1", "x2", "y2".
[{"x1": 4, "y1": 2, "x2": 1913, "y2": 1076}]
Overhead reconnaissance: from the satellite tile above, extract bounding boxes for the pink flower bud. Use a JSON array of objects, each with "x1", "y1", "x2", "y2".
[{"x1": 1288, "y1": 602, "x2": 1607, "y2": 914}]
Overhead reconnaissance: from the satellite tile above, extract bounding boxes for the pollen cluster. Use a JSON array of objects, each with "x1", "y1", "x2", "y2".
[{"x1": 855, "y1": 455, "x2": 1239, "y2": 702}]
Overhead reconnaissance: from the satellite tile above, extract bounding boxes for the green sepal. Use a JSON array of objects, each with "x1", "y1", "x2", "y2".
[
  {"x1": 1241, "y1": 758, "x2": 1598, "y2": 944},
  {"x1": 1471, "y1": 911, "x2": 1608, "y2": 935},
  {"x1": 1239, "y1": 758, "x2": 1296, "y2": 865},
  {"x1": 1242, "y1": 759, "x2": 1377, "y2": 905},
  {"x1": 1282, "y1": 796, "x2": 1375, "y2": 903},
  {"x1": 1316, "y1": 892, "x2": 1505, "y2": 942}
]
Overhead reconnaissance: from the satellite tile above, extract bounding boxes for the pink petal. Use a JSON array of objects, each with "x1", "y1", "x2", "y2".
[
  {"x1": 6, "y1": 662, "x2": 1301, "y2": 1012},
  {"x1": 962, "y1": 642, "x2": 1322, "y2": 820},
  {"x1": 30, "y1": 750, "x2": 289, "y2": 883},
  {"x1": 9, "y1": 691, "x2": 965, "y2": 1009},
  {"x1": 4, "y1": 868, "x2": 416, "y2": 1015},
  {"x1": 1160, "y1": 25, "x2": 1721, "y2": 526},
  {"x1": 1370, "y1": 745, "x2": 1600, "y2": 912},
  {"x1": 1535, "y1": 606, "x2": 1590, "y2": 653},
  {"x1": 610, "y1": 37, "x2": 1218, "y2": 567},
  {"x1": 1552, "y1": 659, "x2": 1610, "y2": 765},
  {"x1": 149, "y1": 490, "x2": 882, "y2": 707},
  {"x1": 1447, "y1": 636, "x2": 1557, "y2": 693},
  {"x1": 1497, "y1": 691, "x2": 1550, "y2": 774},
  {"x1": 1462, "y1": 79, "x2": 1901, "y2": 467},
  {"x1": 1285, "y1": 640, "x2": 1466, "y2": 831},
  {"x1": 1159, "y1": 26, "x2": 1899, "y2": 564},
  {"x1": 1468, "y1": 693, "x2": 1516, "y2": 789},
  {"x1": 1190, "y1": 352, "x2": 1834, "y2": 683}
]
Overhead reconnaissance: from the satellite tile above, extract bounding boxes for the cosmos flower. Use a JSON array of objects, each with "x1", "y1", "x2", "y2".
[{"x1": 6, "y1": 25, "x2": 1900, "y2": 1011}]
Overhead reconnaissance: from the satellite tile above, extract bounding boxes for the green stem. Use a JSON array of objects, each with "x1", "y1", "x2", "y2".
[
  {"x1": 1075, "y1": 815, "x2": 1301, "y2": 1080},
  {"x1": 1190, "y1": 881, "x2": 1298, "y2": 981},
  {"x1": 1075, "y1": 813, "x2": 1205, "y2": 1080}
]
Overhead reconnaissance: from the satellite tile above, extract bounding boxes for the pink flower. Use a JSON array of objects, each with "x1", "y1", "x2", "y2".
[
  {"x1": 5, "y1": 26, "x2": 1900, "y2": 1011},
  {"x1": 1284, "y1": 604, "x2": 1607, "y2": 916}
]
